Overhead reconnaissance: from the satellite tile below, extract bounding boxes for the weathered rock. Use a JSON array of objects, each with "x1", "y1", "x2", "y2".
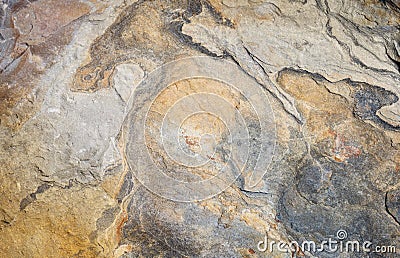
[
  {"x1": 0, "y1": 0, "x2": 91, "y2": 129},
  {"x1": 0, "y1": 0, "x2": 399, "y2": 257}
]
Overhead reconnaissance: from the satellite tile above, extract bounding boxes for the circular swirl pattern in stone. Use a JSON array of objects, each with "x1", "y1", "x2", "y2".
[{"x1": 125, "y1": 57, "x2": 276, "y2": 202}]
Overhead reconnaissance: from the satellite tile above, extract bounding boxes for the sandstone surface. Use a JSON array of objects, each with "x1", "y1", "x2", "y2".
[{"x1": 0, "y1": 0, "x2": 399, "y2": 257}]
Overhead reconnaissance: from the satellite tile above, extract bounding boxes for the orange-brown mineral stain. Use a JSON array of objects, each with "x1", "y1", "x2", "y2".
[
  {"x1": 115, "y1": 212, "x2": 129, "y2": 244},
  {"x1": 248, "y1": 248, "x2": 255, "y2": 254},
  {"x1": 184, "y1": 135, "x2": 200, "y2": 147},
  {"x1": 328, "y1": 130, "x2": 362, "y2": 163}
]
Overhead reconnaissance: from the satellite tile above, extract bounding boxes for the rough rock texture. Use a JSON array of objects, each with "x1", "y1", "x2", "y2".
[{"x1": 0, "y1": 0, "x2": 399, "y2": 257}]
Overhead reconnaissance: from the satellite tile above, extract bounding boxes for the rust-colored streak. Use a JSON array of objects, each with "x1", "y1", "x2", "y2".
[{"x1": 115, "y1": 212, "x2": 128, "y2": 244}]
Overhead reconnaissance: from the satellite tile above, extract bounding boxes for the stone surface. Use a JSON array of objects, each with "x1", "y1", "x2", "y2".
[
  {"x1": 0, "y1": 0, "x2": 399, "y2": 257},
  {"x1": 0, "y1": 0, "x2": 91, "y2": 129}
]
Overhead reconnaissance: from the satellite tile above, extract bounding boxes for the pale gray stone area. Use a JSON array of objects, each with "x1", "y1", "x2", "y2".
[{"x1": 182, "y1": 0, "x2": 400, "y2": 127}]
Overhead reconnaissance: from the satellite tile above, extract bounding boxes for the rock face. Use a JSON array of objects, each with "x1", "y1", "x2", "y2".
[{"x1": 0, "y1": 0, "x2": 399, "y2": 257}]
